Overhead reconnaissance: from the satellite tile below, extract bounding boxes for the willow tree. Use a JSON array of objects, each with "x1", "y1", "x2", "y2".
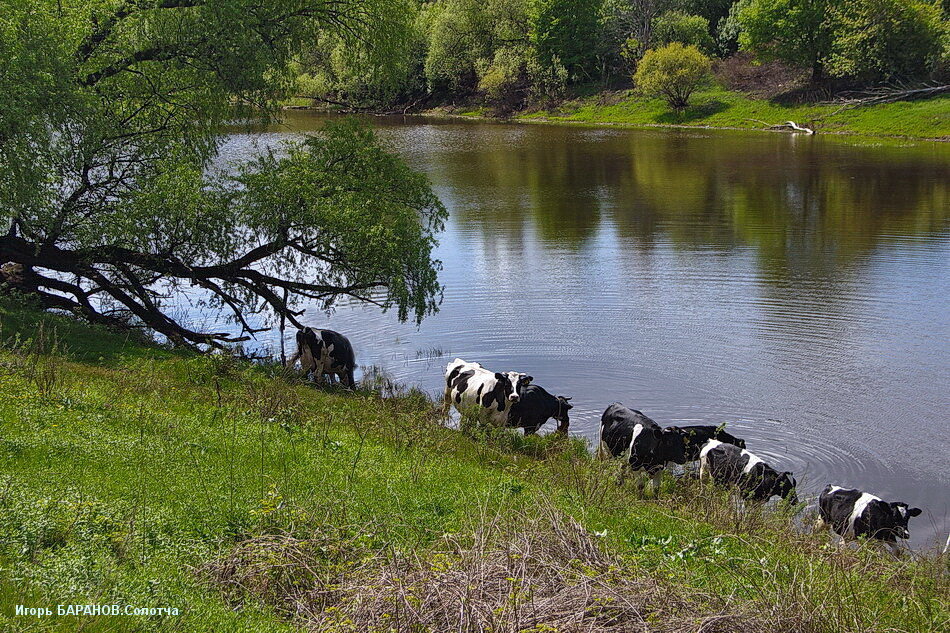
[{"x1": 0, "y1": 0, "x2": 445, "y2": 348}]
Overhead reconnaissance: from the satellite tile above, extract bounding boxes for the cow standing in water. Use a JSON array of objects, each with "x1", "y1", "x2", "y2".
[
  {"x1": 817, "y1": 485, "x2": 921, "y2": 554},
  {"x1": 444, "y1": 358, "x2": 531, "y2": 425},
  {"x1": 507, "y1": 384, "x2": 572, "y2": 435},
  {"x1": 287, "y1": 327, "x2": 356, "y2": 387},
  {"x1": 699, "y1": 440, "x2": 797, "y2": 504},
  {"x1": 598, "y1": 403, "x2": 688, "y2": 491},
  {"x1": 670, "y1": 425, "x2": 745, "y2": 461}
]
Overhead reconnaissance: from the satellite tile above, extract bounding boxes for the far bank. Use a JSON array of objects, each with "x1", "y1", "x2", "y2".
[{"x1": 416, "y1": 88, "x2": 950, "y2": 141}]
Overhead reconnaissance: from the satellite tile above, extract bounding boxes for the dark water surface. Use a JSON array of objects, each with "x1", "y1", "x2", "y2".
[{"x1": 216, "y1": 112, "x2": 950, "y2": 548}]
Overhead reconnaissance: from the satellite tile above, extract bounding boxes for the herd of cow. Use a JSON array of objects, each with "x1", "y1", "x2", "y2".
[{"x1": 290, "y1": 327, "x2": 930, "y2": 553}]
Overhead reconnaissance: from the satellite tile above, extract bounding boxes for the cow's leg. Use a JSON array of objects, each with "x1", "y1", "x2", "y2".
[
  {"x1": 345, "y1": 369, "x2": 356, "y2": 389},
  {"x1": 886, "y1": 541, "x2": 904, "y2": 558},
  {"x1": 648, "y1": 471, "x2": 662, "y2": 496},
  {"x1": 614, "y1": 464, "x2": 629, "y2": 487},
  {"x1": 442, "y1": 387, "x2": 454, "y2": 416},
  {"x1": 310, "y1": 363, "x2": 325, "y2": 385}
]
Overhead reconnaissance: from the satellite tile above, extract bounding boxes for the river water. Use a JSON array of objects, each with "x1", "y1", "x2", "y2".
[{"x1": 215, "y1": 112, "x2": 949, "y2": 548}]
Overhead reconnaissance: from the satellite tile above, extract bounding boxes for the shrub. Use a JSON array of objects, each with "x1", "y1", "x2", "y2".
[
  {"x1": 738, "y1": 0, "x2": 836, "y2": 80},
  {"x1": 477, "y1": 47, "x2": 532, "y2": 110},
  {"x1": 634, "y1": 43, "x2": 712, "y2": 110},
  {"x1": 652, "y1": 11, "x2": 715, "y2": 53},
  {"x1": 828, "y1": 0, "x2": 949, "y2": 81}
]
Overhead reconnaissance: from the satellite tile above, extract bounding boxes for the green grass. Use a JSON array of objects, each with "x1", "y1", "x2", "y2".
[
  {"x1": 0, "y1": 299, "x2": 947, "y2": 632},
  {"x1": 505, "y1": 88, "x2": 950, "y2": 140}
]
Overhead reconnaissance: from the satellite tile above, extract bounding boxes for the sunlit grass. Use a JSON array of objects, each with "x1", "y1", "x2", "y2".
[
  {"x1": 0, "y1": 298, "x2": 946, "y2": 631},
  {"x1": 513, "y1": 88, "x2": 950, "y2": 140}
]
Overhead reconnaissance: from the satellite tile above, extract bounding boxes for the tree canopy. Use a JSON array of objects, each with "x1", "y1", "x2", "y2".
[
  {"x1": 0, "y1": 0, "x2": 446, "y2": 348},
  {"x1": 738, "y1": 0, "x2": 837, "y2": 80}
]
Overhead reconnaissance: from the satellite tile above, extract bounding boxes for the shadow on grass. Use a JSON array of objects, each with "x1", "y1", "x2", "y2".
[
  {"x1": 0, "y1": 295, "x2": 180, "y2": 366},
  {"x1": 656, "y1": 99, "x2": 729, "y2": 124}
]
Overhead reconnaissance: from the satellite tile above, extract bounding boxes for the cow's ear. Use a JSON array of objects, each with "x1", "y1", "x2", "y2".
[
  {"x1": 523, "y1": 374, "x2": 533, "y2": 384},
  {"x1": 908, "y1": 507, "x2": 922, "y2": 517},
  {"x1": 494, "y1": 372, "x2": 505, "y2": 380}
]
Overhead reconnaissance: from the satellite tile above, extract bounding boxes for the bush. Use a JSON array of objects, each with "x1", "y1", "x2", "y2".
[
  {"x1": 477, "y1": 47, "x2": 532, "y2": 109},
  {"x1": 634, "y1": 43, "x2": 712, "y2": 110},
  {"x1": 828, "y1": 0, "x2": 949, "y2": 81},
  {"x1": 530, "y1": 0, "x2": 602, "y2": 81},
  {"x1": 652, "y1": 11, "x2": 715, "y2": 53},
  {"x1": 738, "y1": 0, "x2": 836, "y2": 80}
]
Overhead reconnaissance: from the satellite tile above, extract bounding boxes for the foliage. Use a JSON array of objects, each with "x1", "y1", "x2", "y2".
[
  {"x1": 827, "y1": 0, "x2": 949, "y2": 81},
  {"x1": 634, "y1": 43, "x2": 712, "y2": 110},
  {"x1": 423, "y1": 0, "x2": 532, "y2": 92},
  {"x1": 652, "y1": 11, "x2": 715, "y2": 52},
  {"x1": 477, "y1": 47, "x2": 533, "y2": 108},
  {"x1": 738, "y1": 0, "x2": 836, "y2": 79},
  {"x1": 716, "y1": 0, "x2": 749, "y2": 56},
  {"x1": 601, "y1": 0, "x2": 675, "y2": 70},
  {"x1": 739, "y1": 0, "x2": 949, "y2": 81},
  {"x1": 294, "y1": 4, "x2": 426, "y2": 107},
  {"x1": 676, "y1": 0, "x2": 739, "y2": 28},
  {"x1": 0, "y1": 0, "x2": 445, "y2": 348},
  {"x1": 530, "y1": 0, "x2": 604, "y2": 81}
]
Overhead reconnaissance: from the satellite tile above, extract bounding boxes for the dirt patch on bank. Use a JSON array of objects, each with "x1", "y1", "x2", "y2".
[{"x1": 203, "y1": 508, "x2": 790, "y2": 632}]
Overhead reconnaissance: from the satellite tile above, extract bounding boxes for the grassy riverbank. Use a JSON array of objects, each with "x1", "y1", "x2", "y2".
[
  {"x1": 0, "y1": 300, "x2": 947, "y2": 632},
  {"x1": 429, "y1": 88, "x2": 950, "y2": 140}
]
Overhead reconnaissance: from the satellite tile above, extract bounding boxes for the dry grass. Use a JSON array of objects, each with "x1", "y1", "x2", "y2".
[{"x1": 205, "y1": 506, "x2": 783, "y2": 633}]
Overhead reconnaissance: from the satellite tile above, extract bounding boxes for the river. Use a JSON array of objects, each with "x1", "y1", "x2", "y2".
[{"x1": 215, "y1": 112, "x2": 950, "y2": 549}]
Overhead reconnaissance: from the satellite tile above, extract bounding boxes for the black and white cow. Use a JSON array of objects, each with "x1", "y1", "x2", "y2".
[
  {"x1": 670, "y1": 425, "x2": 746, "y2": 461},
  {"x1": 507, "y1": 384, "x2": 572, "y2": 435},
  {"x1": 598, "y1": 403, "x2": 688, "y2": 488},
  {"x1": 444, "y1": 358, "x2": 532, "y2": 425},
  {"x1": 699, "y1": 440, "x2": 797, "y2": 503},
  {"x1": 817, "y1": 485, "x2": 921, "y2": 550},
  {"x1": 287, "y1": 327, "x2": 356, "y2": 387}
]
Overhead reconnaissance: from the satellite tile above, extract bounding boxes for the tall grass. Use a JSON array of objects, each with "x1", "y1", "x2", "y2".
[{"x1": 0, "y1": 299, "x2": 946, "y2": 632}]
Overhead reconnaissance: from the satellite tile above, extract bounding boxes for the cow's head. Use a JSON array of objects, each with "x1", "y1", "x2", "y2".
[
  {"x1": 554, "y1": 396, "x2": 573, "y2": 434},
  {"x1": 746, "y1": 467, "x2": 797, "y2": 503},
  {"x1": 501, "y1": 371, "x2": 531, "y2": 403},
  {"x1": 294, "y1": 327, "x2": 325, "y2": 369},
  {"x1": 774, "y1": 471, "x2": 798, "y2": 504},
  {"x1": 872, "y1": 501, "x2": 922, "y2": 541},
  {"x1": 658, "y1": 427, "x2": 688, "y2": 465}
]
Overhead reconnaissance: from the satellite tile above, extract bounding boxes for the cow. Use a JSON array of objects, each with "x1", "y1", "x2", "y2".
[
  {"x1": 444, "y1": 358, "x2": 531, "y2": 425},
  {"x1": 699, "y1": 440, "x2": 797, "y2": 503},
  {"x1": 286, "y1": 327, "x2": 356, "y2": 387},
  {"x1": 669, "y1": 425, "x2": 746, "y2": 461},
  {"x1": 817, "y1": 485, "x2": 921, "y2": 553},
  {"x1": 507, "y1": 384, "x2": 572, "y2": 435},
  {"x1": 598, "y1": 403, "x2": 688, "y2": 490}
]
